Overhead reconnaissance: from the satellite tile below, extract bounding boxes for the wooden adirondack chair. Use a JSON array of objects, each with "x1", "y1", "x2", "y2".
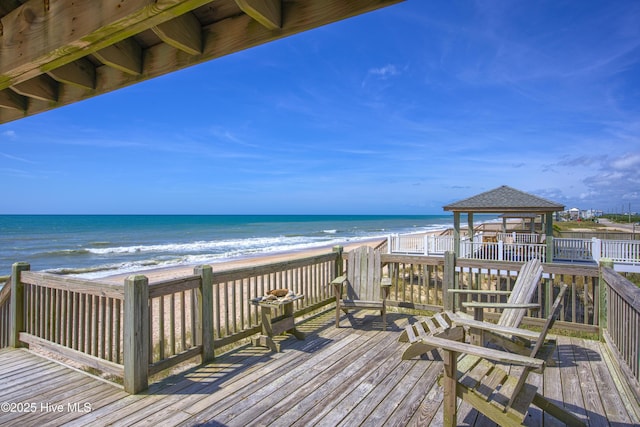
[
  {"x1": 330, "y1": 246, "x2": 392, "y2": 330},
  {"x1": 418, "y1": 284, "x2": 585, "y2": 427},
  {"x1": 400, "y1": 258, "x2": 544, "y2": 360}
]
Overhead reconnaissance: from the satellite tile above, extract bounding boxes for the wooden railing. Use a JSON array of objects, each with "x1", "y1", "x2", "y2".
[
  {"x1": 382, "y1": 253, "x2": 600, "y2": 333},
  {"x1": 2, "y1": 252, "x2": 339, "y2": 393},
  {"x1": 602, "y1": 265, "x2": 640, "y2": 400},
  {"x1": 1, "y1": 248, "x2": 637, "y2": 397},
  {"x1": 389, "y1": 233, "x2": 640, "y2": 269},
  {"x1": 0, "y1": 276, "x2": 10, "y2": 348}
]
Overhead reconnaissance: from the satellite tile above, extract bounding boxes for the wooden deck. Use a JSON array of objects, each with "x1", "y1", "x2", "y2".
[{"x1": 1, "y1": 310, "x2": 638, "y2": 426}]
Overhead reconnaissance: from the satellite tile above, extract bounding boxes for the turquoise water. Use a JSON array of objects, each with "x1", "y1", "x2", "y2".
[{"x1": 0, "y1": 214, "x2": 495, "y2": 278}]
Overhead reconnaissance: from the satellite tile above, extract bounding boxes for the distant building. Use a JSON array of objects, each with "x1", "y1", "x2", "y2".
[{"x1": 568, "y1": 208, "x2": 580, "y2": 220}]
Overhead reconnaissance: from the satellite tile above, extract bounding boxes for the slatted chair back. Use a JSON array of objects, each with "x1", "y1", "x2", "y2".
[
  {"x1": 496, "y1": 258, "x2": 543, "y2": 328},
  {"x1": 345, "y1": 246, "x2": 382, "y2": 301}
]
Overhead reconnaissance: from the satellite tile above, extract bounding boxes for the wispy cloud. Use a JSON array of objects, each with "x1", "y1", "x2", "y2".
[{"x1": 0, "y1": 151, "x2": 38, "y2": 164}]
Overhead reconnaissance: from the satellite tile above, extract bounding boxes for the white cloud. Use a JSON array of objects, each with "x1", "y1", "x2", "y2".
[
  {"x1": 2, "y1": 130, "x2": 16, "y2": 139},
  {"x1": 368, "y1": 64, "x2": 400, "y2": 78}
]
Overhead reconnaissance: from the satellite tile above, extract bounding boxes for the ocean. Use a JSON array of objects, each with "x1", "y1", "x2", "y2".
[{"x1": 0, "y1": 214, "x2": 496, "y2": 279}]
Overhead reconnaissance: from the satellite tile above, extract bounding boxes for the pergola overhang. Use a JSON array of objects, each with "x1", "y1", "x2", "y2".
[
  {"x1": 0, "y1": 0, "x2": 403, "y2": 125},
  {"x1": 443, "y1": 185, "x2": 565, "y2": 261}
]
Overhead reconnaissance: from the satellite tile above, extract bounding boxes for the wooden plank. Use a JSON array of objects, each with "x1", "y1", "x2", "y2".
[
  {"x1": 18, "y1": 332, "x2": 124, "y2": 377},
  {"x1": 584, "y1": 338, "x2": 639, "y2": 424},
  {"x1": 20, "y1": 271, "x2": 124, "y2": 299},
  {"x1": 555, "y1": 336, "x2": 588, "y2": 424}
]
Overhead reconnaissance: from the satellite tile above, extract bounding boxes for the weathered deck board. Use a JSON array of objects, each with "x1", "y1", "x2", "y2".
[{"x1": 0, "y1": 311, "x2": 638, "y2": 426}]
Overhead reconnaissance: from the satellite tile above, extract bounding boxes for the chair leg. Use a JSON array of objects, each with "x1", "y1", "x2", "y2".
[
  {"x1": 382, "y1": 307, "x2": 387, "y2": 331},
  {"x1": 335, "y1": 300, "x2": 341, "y2": 328}
]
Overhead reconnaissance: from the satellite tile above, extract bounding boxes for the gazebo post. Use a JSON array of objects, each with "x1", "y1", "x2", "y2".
[
  {"x1": 545, "y1": 212, "x2": 554, "y2": 263},
  {"x1": 453, "y1": 212, "x2": 461, "y2": 256},
  {"x1": 468, "y1": 212, "x2": 474, "y2": 240}
]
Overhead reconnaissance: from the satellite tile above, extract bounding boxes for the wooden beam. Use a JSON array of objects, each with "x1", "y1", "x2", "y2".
[
  {"x1": 11, "y1": 74, "x2": 58, "y2": 102},
  {"x1": 47, "y1": 58, "x2": 96, "y2": 90},
  {"x1": 94, "y1": 39, "x2": 142, "y2": 76},
  {"x1": 0, "y1": 0, "x2": 214, "y2": 88},
  {"x1": 235, "y1": 0, "x2": 282, "y2": 30},
  {"x1": 152, "y1": 12, "x2": 202, "y2": 55},
  {"x1": 0, "y1": 0, "x2": 404, "y2": 124},
  {"x1": 0, "y1": 88, "x2": 26, "y2": 110}
]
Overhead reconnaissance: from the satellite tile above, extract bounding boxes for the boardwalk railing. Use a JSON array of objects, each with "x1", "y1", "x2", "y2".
[
  {"x1": 1, "y1": 247, "x2": 637, "y2": 396},
  {"x1": 2, "y1": 252, "x2": 338, "y2": 393},
  {"x1": 388, "y1": 233, "x2": 640, "y2": 269}
]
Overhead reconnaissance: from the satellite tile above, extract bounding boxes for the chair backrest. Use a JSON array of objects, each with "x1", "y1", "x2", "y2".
[
  {"x1": 345, "y1": 246, "x2": 382, "y2": 301},
  {"x1": 497, "y1": 258, "x2": 544, "y2": 328}
]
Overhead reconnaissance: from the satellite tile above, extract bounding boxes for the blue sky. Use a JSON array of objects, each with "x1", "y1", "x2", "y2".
[{"x1": 1, "y1": 0, "x2": 639, "y2": 215}]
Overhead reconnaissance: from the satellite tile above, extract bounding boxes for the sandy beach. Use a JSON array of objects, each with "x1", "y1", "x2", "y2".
[
  {"x1": 97, "y1": 219, "x2": 520, "y2": 285},
  {"x1": 98, "y1": 238, "x2": 386, "y2": 285}
]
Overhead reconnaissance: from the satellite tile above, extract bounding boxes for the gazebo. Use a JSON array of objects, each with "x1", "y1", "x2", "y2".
[{"x1": 443, "y1": 185, "x2": 565, "y2": 261}]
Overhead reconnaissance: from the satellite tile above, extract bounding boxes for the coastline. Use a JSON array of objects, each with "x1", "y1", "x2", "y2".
[
  {"x1": 96, "y1": 219, "x2": 511, "y2": 285},
  {"x1": 98, "y1": 237, "x2": 386, "y2": 285}
]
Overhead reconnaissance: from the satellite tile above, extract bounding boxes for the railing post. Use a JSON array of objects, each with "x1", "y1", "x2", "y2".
[
  {"x1": 592, "y1": 237, "x2": 601, "y2": 263},
  {"x1": 546, "y1": 235, "x2": 554, "y2": 263},
  {"x1": 9, "y1": 262, "x2": 30, "y2": 348},
  {"x1": 333, "y1": 246, "x2": 344, "y2": 278},
  {"x1": 443, "y1": 252, "x2": 456, "y2": 311},
  {"x1": 598, "y1": 257, "x2": 613, "y2": 341},
  {"x1": 124, "y1": 275, "x2": 149, "y2": 394},
  {"x1": 195, "y1": 265, "x2": 214, "y2": 363},
  {"x1": 498, "y1": 240, "x2": 504, "y2": 261}
]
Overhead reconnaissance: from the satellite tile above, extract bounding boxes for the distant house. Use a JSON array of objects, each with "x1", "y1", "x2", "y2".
[{"x1": 568, "y1": 208, "x2": 580, "y2": 220}]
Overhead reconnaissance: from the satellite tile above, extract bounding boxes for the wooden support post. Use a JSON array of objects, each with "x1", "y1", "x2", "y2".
[
  {"x1": 124, "y1": 275, "x2": 149, "y2": 394},
  {"x1": 453, "y1": 212, "x2": 461, "y2": 257},
  {"x1": 195, "y1": 265, "x2": 214, "y2": 363},
  {"x1": 443, "y1": 252, "x2": 456, "y2": 311},
  {"x1": 333, "y1": 245, "x2": 344, "y2": 277},
  {"x1": 598, "y1": 257, "x2": 613, "y2": 341},
  {"x1": 442, "y1": 349, "x2": 458, "y2": 427},
  {"x1": 545, "y1": 212, "x2": 554, "y2": 263},
  {"x1": 9, "y1": 262, "x2": 30, "y2": 348}
]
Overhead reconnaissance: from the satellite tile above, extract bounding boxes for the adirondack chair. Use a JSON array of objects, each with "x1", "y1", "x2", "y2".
[
  {"x1": 330, "y1": 246, "x2": 392, "y2": 330},
  {"x1": 417, "y1": 284, "x2": 585, "y2": 426},
  {"x1": 400, "y1": 258, "x2": 543, "y2": 360}
]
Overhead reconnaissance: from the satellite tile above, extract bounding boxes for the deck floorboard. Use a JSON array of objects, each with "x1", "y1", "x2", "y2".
[{"x1": 0, "y1": 310, "x2": 638, "y2": 426}]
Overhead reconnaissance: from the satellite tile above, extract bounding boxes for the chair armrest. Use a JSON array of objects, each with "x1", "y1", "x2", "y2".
[
  {"x1": 419, "y1": 335, "x2": 544, "y2": 370},
  {"x1": 330, "y1": 275, "x2": 347, "y2": 286},
  {"x1": 446, "y1": 312, "x2": 541, "y2": 340},
  {"x1": 462, "y1": 302, "x2": 540, "y2": 310}
]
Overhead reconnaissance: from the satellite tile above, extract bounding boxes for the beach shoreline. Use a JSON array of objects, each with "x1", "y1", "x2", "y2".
[
  {"x1": 97, "y1": 219, "x2": 515, "y2": 285},
  {"x1": 98, "y1": 237, "x2": 387, "y2": 285}
]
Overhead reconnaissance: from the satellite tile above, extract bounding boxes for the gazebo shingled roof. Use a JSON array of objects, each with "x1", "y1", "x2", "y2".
[
  {"x1": 443, "y1": 185, "x2": 564, "y2": 213},
  {"x1": 442, "y1": 185, "x2": 564, "y2": 261}
]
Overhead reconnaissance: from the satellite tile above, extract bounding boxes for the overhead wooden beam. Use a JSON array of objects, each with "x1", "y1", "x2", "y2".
[
  {"x1": 152, "y1": 12, "x2": 202, "y2": 55},
  {"x1": 0, "y1": 88, "x2": 27, "y2": 111},
  {"x1": 0, "y1": 0, "x2": 404, "y2": 124},
  {"x1": 0, "y1": 0, "x2": 214, "y2": 89},
  {"x1": 11, "y1": 75, "x2": 58, "y2": 102},
  {"x1": 94, "y1": 39, "x2": 143, "y2": 76},
  {"x1": 47, "y1": 58, "x2": 96, "y2": 90},
  {"x1": 235, "y1": 0, "x2": 282, "y2": 30}
]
